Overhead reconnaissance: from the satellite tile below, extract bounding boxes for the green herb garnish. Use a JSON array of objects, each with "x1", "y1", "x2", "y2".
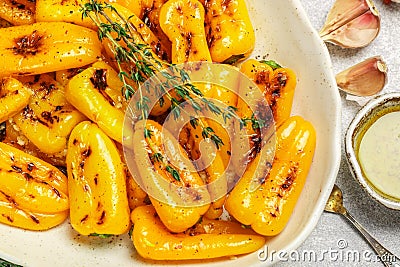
[
  {"x1": 260, "y1": 60, "x2": 282, "y2": 70},
  {"x1": 89, "y1": 233, "x2": 113, "y2": 238}
]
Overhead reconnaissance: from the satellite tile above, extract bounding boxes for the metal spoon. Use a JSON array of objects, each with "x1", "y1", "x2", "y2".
[{"x1": 325, "y1": 184, "x2": 400, "y2": 267}]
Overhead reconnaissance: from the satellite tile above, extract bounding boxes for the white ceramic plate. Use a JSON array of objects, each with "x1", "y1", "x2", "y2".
[{"x1": 0, "y1": 0, "x2": 341, "y2": 266}]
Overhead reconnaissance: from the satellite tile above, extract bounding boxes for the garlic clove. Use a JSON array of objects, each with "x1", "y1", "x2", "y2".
[
  {"x1": 320, "y1": 0, "x2": 371, "y2": 37},
  {"x1": 321, "y1": 11, "x2": 380, "y2": 48},
  {"x1": 336, "y1": 56, "x2": 387, "y2": 96},
  {"x1": 320, "y1": 0, "x2": 380, "y2": 48}
]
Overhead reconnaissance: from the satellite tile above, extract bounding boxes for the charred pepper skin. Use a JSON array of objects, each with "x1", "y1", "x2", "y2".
[
  {"x1": 203, "y1": 0, "x2": 255, "y2": 63},
  {"x1": 65, "y1": 61, "x2": 127, "y2": 144},
  {"x1": 13, "y1": 74, "x2": 86, "y2": 155}
]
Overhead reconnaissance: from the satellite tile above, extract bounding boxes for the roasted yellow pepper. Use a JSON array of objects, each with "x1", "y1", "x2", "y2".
[
  {"x1": 160, "y1": 0, "x2": 232, "y2": 219},
  {"x1": 105, "y1": 0, "x2": 144, "y2": 16},
  {"x1": 130, "y1": 205, "x2": 265, "y2": 260},
  {"x1": 240, "y1": 59, "x2": 297, "y2": 126},
  {"x1": 117, "y1": 143, "x2": 148, "y2": 211},
  {"x1": 177, "y1": 121, "x2": 227, "y2": 219},
  {"x1": 126, "y1": 170, "x2": 149, "y2": 211},
  {"x1": 133, "y1": 0, "x2": 172, "y2": 61},
  {"x1": 0, "y1": 22, "x2": 101, "y2": 77},
  {"x1": 185, "y1": 216, "x2": 262, "y2": 235},
  {"x1": 66, "y1": 61, "x2": 128, "y2": 144},
  {"x1": 35, "y1": 0, "x2": 95, "y2": 29},
  {"x1": 160, "y1": 0, "x2": 212, "y2": 63},
  {"x1": 0, "y1": 0, "x2": 35, "y2": 26},
  {"x1": 159, "y1": 0, "x2": 214, "y2": 104},
  {"x1": 36, "y1": 0, "x2": 170, "y2": 62},
  {"x1": 132, "y1": 119, "x2": 210, "y2": 232},
  {"x1": 159, "y1": 1, "x2": 215, "y2": 114},
  {"x1": 2, "y1": 120, "x2": 67, "y2": 167},
  {"x1": 231, "y1": 60, "x2": 296, "y2": 172},
  {"x1": 109, "y1": 0, "x2": 172, "y2": 60},
  {"x1": 102, "y1": 3, "x2": 171, "y2": 65},
  {"x1": 203, "y1": 0, "x2": 255, "y2": 63},
  {"x1": 225, "y1": 116, "x2": 316, "y2": 236},
  {"x1": 13, "y1": 74, "x2": 86, "y2": 155},
  {"x1": 0, "y1": 142, "x2": 69, "y2": 230},
  {"x1": 0, "y1": 77, "x2": 32, "y2": 123},
  {"x1": 160, "y1": 0, "x2": 216, "y2": 104},
  {"x1": 206, "y1": 70, "x2": 239, "y2": 173},
  {"x1": 98, "y1": 3, "x2": 172, "y2": 116},
  {"x1": 66, "y1": 121, "x2": 130, "y2": 235}
]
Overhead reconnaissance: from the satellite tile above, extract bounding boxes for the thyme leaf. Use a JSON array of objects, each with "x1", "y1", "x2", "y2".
[
  {"x1": 151, "y1": 152, "x2": 164, "y2": 162},
  {"x1": 166, "y1": 165, "x2": 180, "y2": 182},
  {"x1": 143, "y1": 128, "x2": 153, "y2": 139},
  {"x1": 89, "y1": 233, "x2": 113, "y2": 238},
  {"x1": 260, "y1": 60, "x2": 282, "y2": 70},
  {"x1": 222, "y1": 54, "x2": 245, "y2": 65}
]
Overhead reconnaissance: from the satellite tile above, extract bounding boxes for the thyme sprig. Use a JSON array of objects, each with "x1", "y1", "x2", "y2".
[
  {"x1": 81, "y1": 0, "x2": 228, "y2": 149},
  {"x1": 145, "y1": 129, "x2": 181, "y2": 182},
  {"x1": 80, "y1": 1, "x2": 267, "y2": 181}
]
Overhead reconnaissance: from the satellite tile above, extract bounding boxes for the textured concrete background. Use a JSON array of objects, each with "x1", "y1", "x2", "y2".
[{"x1": 275, "y1": 1, "x2": 400, "y2": 266}]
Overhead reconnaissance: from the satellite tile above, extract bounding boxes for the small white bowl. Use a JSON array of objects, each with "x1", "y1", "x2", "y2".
[{"x1": 345, "y1": 92, "x2": 400, "y2": 210}]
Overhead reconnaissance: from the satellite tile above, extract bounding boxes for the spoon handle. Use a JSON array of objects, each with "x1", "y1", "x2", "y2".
[{"x1": 343, "y1": 210, "x2": 400, "y2": 267}]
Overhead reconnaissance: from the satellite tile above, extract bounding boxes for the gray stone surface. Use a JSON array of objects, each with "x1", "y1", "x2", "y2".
[{"x1": 275, "y1": 0, "x2": 400, "y2": 266}]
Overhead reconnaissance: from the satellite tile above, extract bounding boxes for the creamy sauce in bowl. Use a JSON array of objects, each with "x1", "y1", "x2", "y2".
[
  {"x1": 346, "y1": 92, "x2": 400, "y2": 210},
  {"x1": 357, "y1": 111, "x2": 400, "y2": 200}
]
